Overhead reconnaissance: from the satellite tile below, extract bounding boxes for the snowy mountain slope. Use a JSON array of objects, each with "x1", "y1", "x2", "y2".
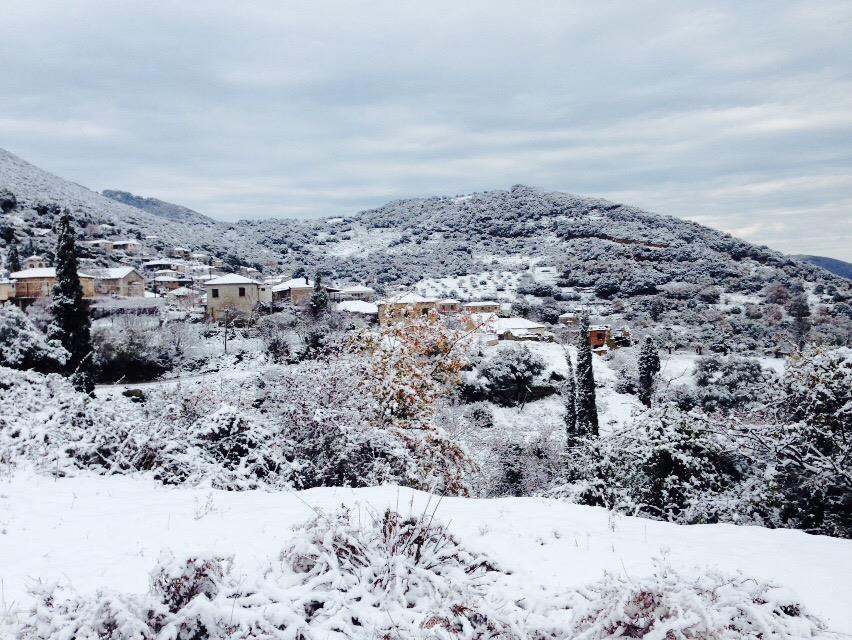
[
  {"x1": 101, "y1": 189, "x2": 218, "y2": 226},
  {"x1": 0, "y1": 147, "x2": 273, "y2": 266},
  {"x1": 2, "y1": 148, "x2": 849, "y2": 350},
  {"x1": 797, "y1": 254, "x2": 852, "y2": 280},
  {"x1": 2, "y1": 473, "x2": 850, "y2": 636}
]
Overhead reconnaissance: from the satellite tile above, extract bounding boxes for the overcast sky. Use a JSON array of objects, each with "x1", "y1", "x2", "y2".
[{"x1": 1, "y1": 1, "x2": 851, "y2": 259}]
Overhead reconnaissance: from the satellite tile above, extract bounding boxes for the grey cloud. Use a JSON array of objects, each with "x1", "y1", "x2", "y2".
[{"x1": 0, "y1": 0, "x2": 850, "y2": 258}]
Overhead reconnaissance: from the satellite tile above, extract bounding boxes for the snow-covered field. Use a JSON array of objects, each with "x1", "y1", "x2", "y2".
[{"x1": 1, "y1": 473, "x2": 850, "y2": 636}]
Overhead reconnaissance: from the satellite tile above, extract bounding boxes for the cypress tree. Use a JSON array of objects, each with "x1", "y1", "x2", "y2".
[
  {"x1": 563, "y1": 349, "x2": 578, "y2": 445},
  {"x1": 574, "y1": 315, "x2": 599, "y2": 436},
  {"x1": 7, "y1": 238, "x2": 21, "y2": 273},
  {"x1": 637, "y1": 335, "x2": 661, "y2": 407},
  {"x1": 787, "y1": 290, "x2": 811, "y2": 351},
  {"x1": 50, "y1": 210, "x2": 94, "y2": 393},
  {"x1": 309, "y1": 271, "x2": 329, "y2": 316}
]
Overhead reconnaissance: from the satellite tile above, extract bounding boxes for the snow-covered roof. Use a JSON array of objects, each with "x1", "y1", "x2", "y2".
[
  {"x1": 168, "y1": 286, "x2": 195, "y2": 297},
  {"x1": 336, "y1": 300, "x2": 379, "y2": 314},
  {"x1": 589, "y1": 324, "x2": 611, "y2": 331},
  {"x1": 204, "y1": 274, "x2": 260, "y2": 286},
  {"x1": 464, "y1": 300, "x2": 500, "y2": 307},
  {"x1": 470, "y1": 312, "x2": 546, "y2": 333},
  {"x1": 142, "y1": 259, "x2": 178, "y2": 267},
  {"x1": 153, "y1": 276, "x2": 180, "y2": 282},
  {"x1": 341, "y1": 284, "x2": 375, "y2": 294},
  {"x1": 10, "y1": 268, "x2": 95, "y2": 279},
  {"x1": 88, "y1": 266, "x2": 138, "y2": 280},
  {"x1": 379, "y1": 292, "x2": 437, "y2": 305},
  {"x1": 111, "y1": 239, "x2": 141, "y2": 246},
  {"x1": 438, "y1": 298, "x2": 460, "y2": 304},
  {"x1": 496, "y1": 317, "x2": 546, "y2": 331},
  {"x1": 558, "y1": 311, "x2": 577, "y2": 318},
  {"x1": 272, "y1": 277, "x2": 314, "y2": 292},
  {"x1": 24, "y1": 254, "x2": 43, "y2": 260}
]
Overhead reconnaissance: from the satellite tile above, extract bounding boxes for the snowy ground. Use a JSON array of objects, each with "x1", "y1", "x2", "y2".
[{"x1": 1, "y1": 473, "x2": 850, "y2": 636}]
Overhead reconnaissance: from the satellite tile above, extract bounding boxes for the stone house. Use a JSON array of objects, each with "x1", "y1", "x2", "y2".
[
  {"x1": 10, "y1": 268, "x2": 95, "y2": 298},
  {"x1": 376, "y1": 293, "x2": 439, "y2": 326},
  {"x1": 82, "y1": 239, "x2": 114, "y2": 251},
  {"x1": 204, "y1": 274, "x2": 264, "y2": 321},
  {"x1": 331, "y1": 285, "x2": 376, "y2": 302},
  {"x1": 436, "y1": 298, "x2": 461, "y2": 313},
  {"x1": 89, "y1": 267, "x2": 146, "y2": 297},
  {"x1": 272, "y1": 277, "x2": 315, "y2": 305},
  {"x1": 588, "y1": 324, "x2": 611, "y2": 349},
  {"x1": 463, "y1": 300, "x2": 501, "y2": 313},
  {"x1": 111, "y1": 240, "x2": 143, "y2": 254}
]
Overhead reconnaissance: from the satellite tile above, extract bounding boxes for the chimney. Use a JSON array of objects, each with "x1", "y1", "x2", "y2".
[{"x1": 305, "y1": 276, "x2": 309, "y2": 285}]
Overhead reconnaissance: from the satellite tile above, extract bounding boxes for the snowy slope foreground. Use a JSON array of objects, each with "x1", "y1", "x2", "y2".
[{"x1": 0, "y1": 474, "x2": 850, "y2": 637}]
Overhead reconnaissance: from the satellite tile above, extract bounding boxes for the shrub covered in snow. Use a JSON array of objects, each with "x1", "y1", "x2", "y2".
[
  {"x1": 693, "y1": 355, "x2": 775, "y2": 414},
  {"x1": 462, "y1": 343, "x2": 549, "y2": 406},
  {"x1": 0, "y1": 356, "x2": 474, "y2": 495},
  {"x1": 567, "y1": 559, "x2": 824, "y2": 639},
  {"x1": 12, "y1": 507, "x2": 553, "y2": 639},
  {"x1": 0, "y1": 303, "x2": 67, "y2": 373},
  {"x1": 9, "y1": 510, "x2": 824, "y2": 639}
]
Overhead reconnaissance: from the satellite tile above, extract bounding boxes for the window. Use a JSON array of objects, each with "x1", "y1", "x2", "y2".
[
  {"x1": 211, "y1": 288, "x2": 219, "y2": 298},
  {"x1": 239, "y1": 287, "x2": 246, "y2": 297}
]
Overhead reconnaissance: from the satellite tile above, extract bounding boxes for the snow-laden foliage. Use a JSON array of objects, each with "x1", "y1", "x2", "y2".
[
  {"x1": 567, "y1": 558, "x2": 824, "y2": 639},
  {"x1": 556, "y1": 407, "x2": 737, "y2": 523},
  {"x1": 49, "y1": 209, "x2": 94, "y2": 393},
  {"x1": 692, "y1": 355, "x2": 776, "y2": 414},
  {"x1": 9, "y1": 509, "x2": 823, "y2": 639},
  {"x1": 549, "y1": 348, "x2": 852, "y2": 537},
  {"x1": 462, "y1": 343, "x2": 548, "y2": 407},
  {"x1": 11, "y1": 507, "x2": 553, "y2": 639},
  {"x1": 0, "y1": 355, "x2": 474, "y2": 494},
  {"x1": 0, "y1": 303, "x2": 67, "y2": 372},
  {"x1": 359, "y1": 312, "x2": 473, "y2": 427}
]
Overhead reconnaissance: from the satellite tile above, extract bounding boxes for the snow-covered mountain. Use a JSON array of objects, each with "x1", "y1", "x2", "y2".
[
  {"x1": 101, "y1": 189, "x2": 218, "y2": 226},
  {"x1": 797, "y1": 255, "x2": 852, "y2": 280},
  {"x1": 2, "y1": 147, "x2": 850, "y2": 351},
  {"x1": 0, "y1": 147, "x2": 275, "y2": 267}
]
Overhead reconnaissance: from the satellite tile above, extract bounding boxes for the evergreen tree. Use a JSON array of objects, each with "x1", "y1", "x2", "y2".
[
  {"x1": 7, "y1": 238, "x2": 21, "y2": 273},
  {"x1": 563, "y1": 349, "x2": 578, "y2": 444},
  {"x1": 786, "y1": 290, "x2": 811, "y2": 351},
  {"x1": 49, "y1": 210, "x2": 94, "y2": 393},
  {"x1": 574, "y1": 315, "x2": 599, "y2": 436},
  {"x1": 637, "y1": 335, "x2": 661, "y2": 407},
  {"x1": 309, "y1": 271, "x2": 329, "y2": 317}
]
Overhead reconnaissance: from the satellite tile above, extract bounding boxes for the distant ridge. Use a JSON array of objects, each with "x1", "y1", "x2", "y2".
[
  {"x1": 102, "y1": 189, "x2": 216, "y2": 226},
  {"x1": 795, "y1": 255, "x2": 852, "y2": 280}
]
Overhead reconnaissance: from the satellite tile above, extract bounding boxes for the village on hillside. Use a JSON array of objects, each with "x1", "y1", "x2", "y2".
[{"x1": 0, "y1": 228, "x2": 634, "y2": 353}]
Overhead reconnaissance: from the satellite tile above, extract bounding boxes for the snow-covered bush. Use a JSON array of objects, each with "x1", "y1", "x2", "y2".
[
  {"x1": 91, "y1": 316, "x2": 174, "y2": 383},
  {"x1": 568, "y1": 559, "x2": 823, "y2": 639},
  {"x1": 12, "y1": 507, "x2": 550, "y2": 639},
  {"x1": 462, "y1": 343, "x2": 548, "y2": 406},
  {"x1": 555, "y1": 408, "x2": 739, "y2": 524},
  {"x1": 1, "y1": 354, "x2": 475, "y2": 495},
  {"x1": 10, "y1": 511, "x2": 825, "y2": 639},
  {"x1": 0, "y1": 303, "x2": 67, "y2": 373},
  {"x1": 746, "y1": 348, "x2": 852, "y2": 537},
  {"x1": 693, "y1": 355, "x2": 775, "y2": 413}
]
